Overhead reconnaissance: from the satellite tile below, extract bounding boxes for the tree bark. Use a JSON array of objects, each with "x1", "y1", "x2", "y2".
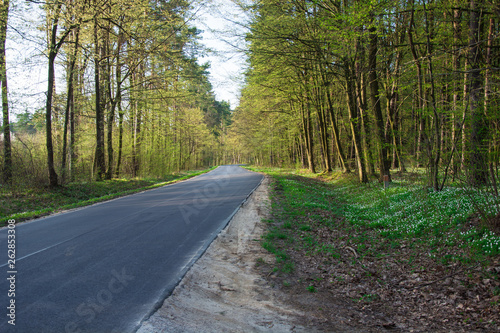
[
  {"x1": 422, "y1": 0, "x2": 441, "y2": 190},
  {"x1": 105, "y1": 23, "x2": 114, "y2": 180},
  {"x1": 61, "y1": 27, "x2": 79, "y2": 183},
  {"x1": 368, "y1": 27, "x2": 391, "y2": 182},
  {"x1": 468, "y1": 0, "x2": 488, "y2": 185},
  {"x1": 301, "y1": 97, "x2": 315, "y2": 173},
  {"x1": 114, "y1": 33, "x2": 125, "y2": 178},
  {"x1": 46, "y1": 4, "x2": 64, "y2": 187},
  {"x1": 355, "y1": 38, "x2": 375, "y2": 176},
  {"x1": 94, "y1": 15, "x2": 106, "y2": 180},
  {"x1": 346, "y1": 64, "x2": 367, "y2": 183},
  {"x1": 326, "y1": 88, "x2": 349, "y2": 173},
  {"x1": 408, "y1": 5, "x2": 425, "y2": 168},
  {"x1": 0, "y1": 0, "x2": 11, "y2": 185},
  {"x1": 451, "y1": 6, "x2": 462, "y2": 175},
  {"x1": 313, "y1": 83, "x2": 331, "y2": 172}
]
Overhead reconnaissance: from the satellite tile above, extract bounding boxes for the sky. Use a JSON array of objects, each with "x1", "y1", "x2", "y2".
[
  {"x1": 5, "y1": 0, "x2": 249, "y2": 118},
  {"x1": 192, "y1": 0, "x2": 250, "y2": 109},
  {"x1": 6, "y1": 1, "x2": 47, "y2": 117}
]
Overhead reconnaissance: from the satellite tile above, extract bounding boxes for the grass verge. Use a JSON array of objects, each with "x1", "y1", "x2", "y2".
[
  {"x1": 249, "y1": 166, "x2": 500, "y2": 331},
  {"x1": 0, "y1": 167, "x2": 216, "y2": 227}
]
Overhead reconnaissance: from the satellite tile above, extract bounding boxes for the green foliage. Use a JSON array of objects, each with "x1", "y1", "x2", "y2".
[
  {"x1": 12, "y1": 110, "x2": 44, "y2": 134},
  {"x1": 230, "y1": 0, "x2": 500, "y2": 190},
  {"x1": 253, "y1": 166, "x2": 500, "y2": 268},
  {"x1": 2, "y1": 0, "x2": 232, "y2": 187},
  {"x1": 306, "y1": 285, "x2": 316, "y2": 293}
]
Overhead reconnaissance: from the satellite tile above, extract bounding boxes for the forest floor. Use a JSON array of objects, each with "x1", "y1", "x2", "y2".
[{"x1": 139, "y1": 170, "x2": 500, "y2": 333}]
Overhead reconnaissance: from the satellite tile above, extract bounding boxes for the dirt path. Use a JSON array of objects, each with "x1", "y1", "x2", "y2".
[{"x1": 137, "y1": 176, "x2": 339, "y2": 333}]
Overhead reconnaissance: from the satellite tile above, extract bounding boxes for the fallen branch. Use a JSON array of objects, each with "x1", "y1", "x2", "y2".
[
  {"x1": 345, "y1": 246, "x2": 358, "y2": 258},
  {"x1": 416, "y1": 263, "x2": 482, "y2": 289}
]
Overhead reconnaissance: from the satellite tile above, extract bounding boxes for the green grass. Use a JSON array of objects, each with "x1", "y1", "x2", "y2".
[
  {"x1": 306, "y1": 285, "x2": 316, "y2": 292},
  {"x1": 247, "y1": 166, "x2": 500, "y2": 271},
  {"x1": 0, "y1": 167, "x2": 216, "y2": 226}
]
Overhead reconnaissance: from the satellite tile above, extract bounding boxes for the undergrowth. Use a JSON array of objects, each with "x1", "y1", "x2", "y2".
[
  {"x1": 248, "y1": 166, "x2": 500, "y2": 271},
  {"x1": 248, "y1": 166, "x2": 500, "y2": 331}
]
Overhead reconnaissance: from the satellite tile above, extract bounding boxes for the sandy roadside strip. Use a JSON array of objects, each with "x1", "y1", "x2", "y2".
[{"x1": 136, "y1": 176, "x2": 323, "y2": 333}]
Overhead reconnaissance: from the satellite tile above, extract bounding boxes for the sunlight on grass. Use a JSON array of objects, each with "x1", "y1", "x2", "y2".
[{"x1": 248, "y1": 166, "x2": 500, "y2": 258}]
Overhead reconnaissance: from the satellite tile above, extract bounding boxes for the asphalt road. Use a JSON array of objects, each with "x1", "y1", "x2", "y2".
[{"x1": 0, "y1": 165, "x2": 263, "y2": 333}]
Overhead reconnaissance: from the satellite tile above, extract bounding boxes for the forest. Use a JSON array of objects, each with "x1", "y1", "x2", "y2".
[
  {"x1": 0, "y1": 0, "x2": 231, "y2": 188},
  {"x1": 1, "y1": 1, "x2": 499, "y2": 330},
  {"x1": 0, "y1": 0, "x2": 499, "y2": 190},
  {"x1": 230, "y1": 0, "x2": 500, "y2": 190}
]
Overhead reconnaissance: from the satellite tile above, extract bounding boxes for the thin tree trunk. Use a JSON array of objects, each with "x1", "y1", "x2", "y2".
[
  {"x1": 346, "y1": 66, "x2": 367, "y2": 183},
  {"x1": 423, "y1": 0, "x2": 441, "y2": 190},
  {"x1": 368, "y1": 28, "x2": 391, "y2": 182},
  {"x1": 326, "y1": 88, "x2": 349, "y2": 172},
  {"x1": 0, "y1": 0, "x2": 11, "y2": 185},
  {"x1": 131, "y1": 68, "x2": 142, "y2": 177},
  {"x1": 468, "y1": 0, "x2": 488, "y2": 185},
  {"x1": 484, "y1": 17, "x2": 493, "y2": 119},
  {"x1": 46, "y1": 4, "x2": 64, "y2": 187},
  {"x1": 301, "y1": 97, "x2": 315, "y2": 173},
  {"x1": 114, "y1": 35, "x2": 124, "y2": 178},
  {"x1": 461, "y1": 56, "x2": 469, "y2": 171},
  {"x1": 315, "y1": 85, "x2": 331, "y2": 172},
  {"x1": 94, "y1": 15, "x2": 105, "y2": 180},
  {"x1": 61, "y1": 27, "x2": 79, "y2": 183},
  {"x1": 105, "y1": 24, "x2": 114, "y2": 180},
  {"x1": 408, "y1": 5, "x2": 425, "y2": 168},
  {"x1": 451, "y1": 7, "x2": 462, "y2": 175},
  {"x1": 355, "y1": 39, "x2": 375, "y2": 176}
]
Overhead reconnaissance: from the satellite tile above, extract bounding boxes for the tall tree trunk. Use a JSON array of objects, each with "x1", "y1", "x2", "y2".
[
  {"x1": 451, "y1": 6, "x2": 462, "y2": 175},
  {"x1": 468, "y1": 0, "x2": 488, "y2": 185},
  {"x1": 368, "y1": 28, "x2": 391, "y2": 182},
  {"x1": 94, "y1": 16, "x2": 106, "y2": 180},
  {"x1": 358, "y1": 76, "x2": 375, "y2": 176},
  {"x1": 105, "y1": 24, "x2": 114, "y2": 180},
  {"x1": 114, "y1": 34, "x2": 125, "y2": 178},
  {"x1": 131, "y1": 67, "x2": 143, "y2": 177},
  {"x1": 314, "y1": 83, "x2": 331, "y2": 172},
  {"x1": 484, "y1": 17, "x2": 493, "y2": 122},
  {"x1": 346, "y1": 65, "x2": 367, "y2": 183},
  {"x1": 423, "y1": 0, "x2": 441, "y2": 190},
  {"x1": 0, "y1": 0, "x2": 11, "y2": 185},
  {"x1": 355, "y1": 39, "x2": 375, "y2": 176},
  {"x1": 301, "y1": 97, "x2": 315, "y2": 173},
  {"x1": 408, "y1": 5, "x2": 425, "y2": 168},
  {"x1": 484, "y1": 17, "x2": 495, "y2": 181},
  {"x1": 326, "y1": 88, "x2": 349, "y2": 172},
  {"x1": 46, "y1": 4, "x2": 64, "y2": 187},
  {"x1": 61, "y1": 27, "x2": 79, "y2": 183},
  {"x1": 461, "y1": 56, "x2": 469, "y2": 171}
]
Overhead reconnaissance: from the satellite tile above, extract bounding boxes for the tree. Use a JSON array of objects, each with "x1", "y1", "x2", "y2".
[
  {"x1": 61, "y1": 25, "x2": 80, "y2": 183},
  {"x1": 44, "y1": 1, "x2": 80, "y2": 187},
  {"x1": 229, "y1": 0, "x2": 499, "y2": 189},
  {"x1": 0, "y1": 0, "x2": 11, "y2": 184},
  {"x1": 468, "y1": 0, "x2": 488, "y2": 185}
]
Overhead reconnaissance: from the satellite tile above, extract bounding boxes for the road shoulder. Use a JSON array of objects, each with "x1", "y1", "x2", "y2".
[{"x1": 137, "y1": 176, "x2": 325, "y2": 333}]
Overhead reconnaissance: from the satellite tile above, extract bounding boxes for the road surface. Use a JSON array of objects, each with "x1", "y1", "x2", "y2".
[{"x1": 0, "y1": 165, "x2": 263, "y2": 333}]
